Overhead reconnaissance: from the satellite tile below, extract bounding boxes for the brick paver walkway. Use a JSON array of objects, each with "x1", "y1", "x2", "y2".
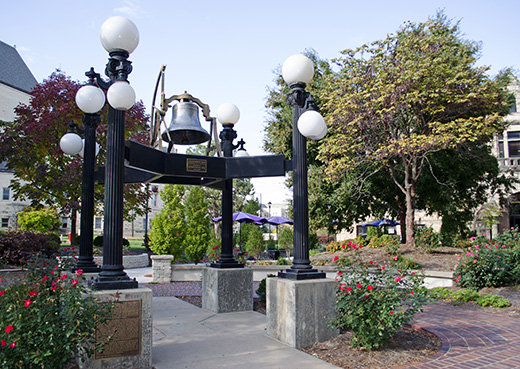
[{"x1": 395, "y1": 302, "x2": 520, "y2": 368}]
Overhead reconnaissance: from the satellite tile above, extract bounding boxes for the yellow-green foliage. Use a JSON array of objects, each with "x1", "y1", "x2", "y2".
[{"x1": 326, "y1": 241, "x2": 343, "y2": 253}]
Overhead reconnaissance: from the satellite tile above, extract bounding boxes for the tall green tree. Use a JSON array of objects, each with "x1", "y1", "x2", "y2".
[
  {"x1": 149, "y1": 184, "x2": 186, "y2": 261},
  {"x1": 0, "y1": 70, "x2": 151, "y2": 245},
  {"x1": 183, "y1": 186, "x2": 211, "y2": 264},
  {"x1": 319, "y1": 12, "x2": 512, "y2": 246}
]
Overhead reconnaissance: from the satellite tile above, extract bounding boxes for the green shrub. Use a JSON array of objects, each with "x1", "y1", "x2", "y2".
[
  {"x1": 392, "y1": 254, "x2": 423, "y2": 270},
  {"x1": 429, "y1": 287, "x2": 510, "y2": 308},
  {"x1": 416, "y1": 226, "x2": 441, "y2": 253},
  {"x1": 256, "y1": 274, "x2": 276, "y2": 302},
  {"x1": 245, "y1": 226, "x2": 265, "y2": 258},
  {"x1": 354, "y1": 236, "x2": 368, "y2": 247},
  {"x1": 93, "y1": 235, "x2": 103, "y2": 247},
  {"x1": 0, "y1": 254, "x2": 113, "y2": 368},
  {"x1": 332, "y1": 250, "x2": 427, "y2": 350},
  {"x1": 275, "y1": 257, "x2": 290, "y2": 265},
  {"x1": 428, "y1": 287, "x2": 455, "y2": 300},
  {"x1": 278, "y1": 227, "x2": 293, "y2": 257},
  {"x1": 366, "y1": 226, "x2": 383, "y2": 240},
  {"x1": 453, "y1": 289, "x2": 480, "y2": 303},
  {"x1": 326, "y1": 241, "x2": 343, "y2": 253},
  {"x1": 91, "y1": 236, "x2": 129, "y2": 249},
  {"x1": 454, "y1": 243, "x2": 512, "y2": 289},
  {"x1": 495, "y1": 227, "x2": 520, "y2": 248},
  {"x1": 476, "y1": 293, "x2": 510, "y2": 308},
  {"x1": 381, "y1": 235, "x2": 400, "y2": 255}
]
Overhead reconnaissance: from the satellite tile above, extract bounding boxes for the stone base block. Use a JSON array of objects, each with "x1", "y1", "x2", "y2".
[
  {"x1": 202, "y1": 267, "x2": 253, "y2": 313},
  {"x1": 77, "y1": 287, "x2": 153, "y2": 369},
  {"x1": 267, "y1": 278, "x2": 338, "y2": 348}
]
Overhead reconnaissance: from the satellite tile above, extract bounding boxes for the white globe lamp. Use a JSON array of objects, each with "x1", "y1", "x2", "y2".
[
  {"x1": 76, "y1": 85, "x2": 105, "y2": 114},
  {"x1": 79, "y1": 140, "x2": 100, "y2": 158},
  {"x1": 235, "y1": 149, "x2": 249, "y2": 157},
  {"x1": 100, "y1": 16, "x2": 139, "y2": 54},
  {"x1": 60, "y1": 133, "x2": 83, "y2": 155},
  {"x1": 282, "y1": 54, "x2": 314, "y2": 86},
  {"x1": 217, "y1": 103, "x2": 240, "y2": 125},
  {"x1": 297, "y1": 110, "x2": 327, "y2": 140},
  {"x1": 107, "y1": 81, "x2": 136, "y2": 110}
]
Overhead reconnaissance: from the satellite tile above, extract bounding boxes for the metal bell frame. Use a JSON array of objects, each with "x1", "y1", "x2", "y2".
[{"x1": 150, "y1": 65, "x2": 222, "y2": 156}]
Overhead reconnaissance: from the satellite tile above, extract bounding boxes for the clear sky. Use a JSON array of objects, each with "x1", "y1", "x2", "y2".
[{"x1": 3, "y1": 0, "x2": 520, "y2": 205}]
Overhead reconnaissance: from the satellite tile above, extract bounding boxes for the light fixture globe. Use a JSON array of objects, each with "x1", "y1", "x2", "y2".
[
  {"x1": 297, "y1": 110, "x2": 327, "y2": 140},
  {"x1": 107, "y1": 81, "x2": 136, "y2": 110},
  {"x1": 217, "y1": 103, "x2": 240, "y2": 125},
  {"x1": 79, "y1": 140, "x2": 100, "y2": 158},
  {"x1": 100, "y1": 16, "x2": 139, "y2": 54},
  {"x1": 282, "y1": 54, "x2": 314, "y2": 86},
  {"x1": 235, "y1": 149, "x2": 249, "y2": 157},
  {"x1": 60, "y1": 133, "x2": 83, "y2": 155},
  {"x1": 76, "y1": 85, "x2": 106, "y2": 113}
]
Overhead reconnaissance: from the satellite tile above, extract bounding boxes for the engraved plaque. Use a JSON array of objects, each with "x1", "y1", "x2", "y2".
[
  {"x1": 186, "y1": 158, "x2": 207, "y2": 173},
  {"x1": 95, "y1": 300, "x2": 141, "y2": 359}
]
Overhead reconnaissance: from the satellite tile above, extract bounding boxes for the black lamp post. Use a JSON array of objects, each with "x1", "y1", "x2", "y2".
[
  {"x1": 211, "y1": 103, "x2": 245, "y2": 268},
  {"x1": 60, "y1": 76, "x2": 104, "y2": 274},
  {"x1": 277, "y1": 55, "x2": 328, "y2": 280},
  {"x1": 73, "y1": 16, "x2": 140, "y2": 290}
]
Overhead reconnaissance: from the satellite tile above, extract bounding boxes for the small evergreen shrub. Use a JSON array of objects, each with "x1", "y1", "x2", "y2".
[{"x1": 256, "y1": 274, "x2": 276, "y2": 302}]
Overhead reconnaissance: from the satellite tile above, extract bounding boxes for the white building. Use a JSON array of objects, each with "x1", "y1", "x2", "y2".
[{"x1": 0, "y1": 41, "x2": 37, "y2": 231}]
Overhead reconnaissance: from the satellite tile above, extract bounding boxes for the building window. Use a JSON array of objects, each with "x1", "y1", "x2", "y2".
[
  {"x1": 95, "y1": 217, "x2": 102, "y2": 229},
  {"x1": 356, "y1": 225, "x2": 367, "y2": 238},
  {"x1": 509, "y1": 131, "x2": 520, "y2": 157},
  {"x1": 143, "y1": 219, "x2": 147, "y2": 231},
  {"x1": 151, "y1": 193, "x2": 158, "y2": 207},
  {"x1": 2, "y1": 188, "x2": 9, "y2": 200},
  {"x1": 511, "y1": 96, "x2": 517, "y2": 113},
  {"x1": 1, "y1": 218, "x2": 8, "y2": 228},
  {"x1": 61, "y1": 217, "x2": 68, "y2": 228}
]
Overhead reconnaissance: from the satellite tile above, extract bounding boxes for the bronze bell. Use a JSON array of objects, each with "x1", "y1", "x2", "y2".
[{"x1": 162, "y1": 100, "x2": 210, "y2": 145}]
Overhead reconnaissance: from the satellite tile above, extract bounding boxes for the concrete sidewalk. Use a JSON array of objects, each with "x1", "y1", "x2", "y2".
[{"x1": 151, "y1": 296, "x2": 340, "y2": 369}]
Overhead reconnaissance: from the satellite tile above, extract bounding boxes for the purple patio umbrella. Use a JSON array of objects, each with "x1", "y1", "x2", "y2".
[
  {"x1": 212, "y1": 212, "x2": 267, "y2": 250},
  {"x1": 263, "y1": 216, "x2": 293, "y2": 249},
  {"x1": 362, "y1": 218, "x2": 399, "y2": 227},
  {"x1": 212, "y1": 212, "x2": 266, "y2": 224}
]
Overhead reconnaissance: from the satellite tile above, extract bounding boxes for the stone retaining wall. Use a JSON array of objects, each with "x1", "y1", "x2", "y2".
[
  {"x1": 150, "y1": 255, "x2": 454, "y2": 288},
  {"x1": 94, "y1": 253, "x2": 150, "y2": 269}
]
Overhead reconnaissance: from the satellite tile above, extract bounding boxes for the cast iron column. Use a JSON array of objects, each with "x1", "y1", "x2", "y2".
[
  {"x1": 278, "y1": 83, "x2": 325, "y2": 280},
  {"x1": 211, "y1": 124, "x2": 243, "y2": 268},
  {"x1": 92, "y1": 51, "x2": 138, "y2": 289},
  {"x1": 72, "y1": 113, "x2": 101, "y2": 273}
]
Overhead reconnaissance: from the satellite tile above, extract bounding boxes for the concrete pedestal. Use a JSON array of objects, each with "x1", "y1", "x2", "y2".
[
  {"x1": 77, "y1": 287, "x2": 153, "y2": 369},
  {"x1": 266, "y1": 278, "x2": 338, "y2": 348},
  {"x1": 202, "y1": 267, "x2": 253, "y2": 313}
]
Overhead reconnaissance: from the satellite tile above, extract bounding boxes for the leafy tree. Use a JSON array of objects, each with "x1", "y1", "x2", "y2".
[
  {"x1": 278, "y1": 226, "x2": 293, "y2": 257},
  {"x1": 0, "y1": 70, "x2": 151, "y2": 245},
  {"x1": 319, "y1": 12, "x2": 512, "y2": 246},
  {"x1": 183, "y1": 186, "x2": 211, "y2": 264},
  {"x1": 149, "y1": 185, "x2": 186, "y2": 261},
  {"x1": 17, "y1": 206, "x2": 61, "y2": 235},
  {"x1": 245, "y1": 225, "x2": 265, "y2": 258}
]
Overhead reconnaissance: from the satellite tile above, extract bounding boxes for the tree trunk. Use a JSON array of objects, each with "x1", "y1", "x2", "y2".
[
  {"x1": 405, "y1": 190, "x2": 416, "y2": 248},
  {"x1": 399, "y1": 210, "x2": 407, "y2": 244}
]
